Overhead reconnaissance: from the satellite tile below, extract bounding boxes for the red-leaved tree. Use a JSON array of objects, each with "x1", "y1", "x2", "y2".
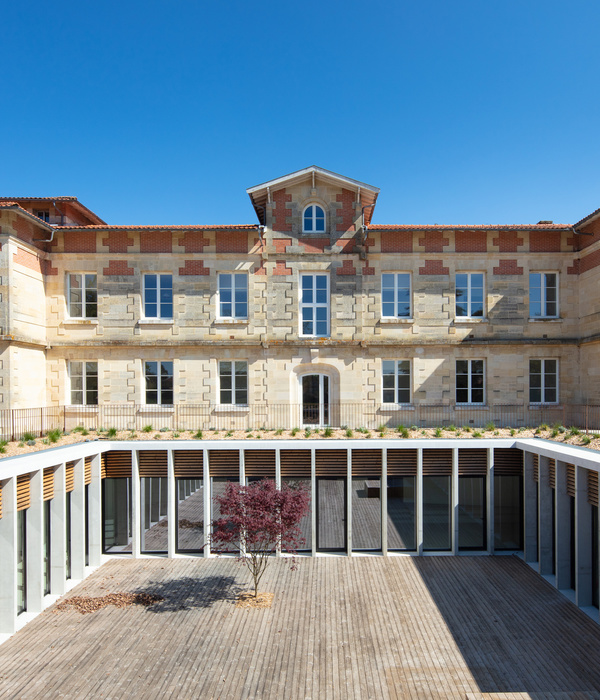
[{"x1": 210, "y1": 478, "x2": 310, "y2": 597}]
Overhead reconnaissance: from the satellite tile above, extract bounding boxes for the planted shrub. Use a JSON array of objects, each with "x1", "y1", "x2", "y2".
[
  {"x1": 22, "y1": 432, "x2": 35, "y2": 442},
  {"x1": 485, "y1": 422, "x2": 495, "y2": 432},
  {"x1": 142, "y1": 425, "x2": 153, "y2": 433},
  {"x1": 345, "y1": 428, "x2": 353, "y2": 438},
  {"x1": 26, "y1": 439, "x2": 36, "y2": 446},
  {"x1": 581, "y1": 435, "x2": 592, "y2": 445},
  {"x1": 473, "y1": 431, "x2": 482, "y2": 438},
  {"x1": 159, "y1": 427, "x2": 169, "y2": 433},
  {"x1": 569, "y1": 426, "x2": 580, "y2": 436},
  {"x1": 291, "y1": 427, "x2": 299, "y2": 436},
  {"x1": 275, "y1": 428, "x2": 283, "y2": 436},
  {"x1": 194, "y1": 430, "x2": 203, "y2": 440},
  {"x1": 324, "y1": 427, "x2": 333, "y2": 437},
  {"x1": 47, "y1": 428, "x2": 62, "y2": 443},
  {"x1": 0, "y1": 439, "x2": 7, "y2": 454},
  {"x1": 106, "y1": 427, "x2": 118, "y2": 438},
  {"x1": 434, "y1": 427, "x2": 443, "y2": 438}
]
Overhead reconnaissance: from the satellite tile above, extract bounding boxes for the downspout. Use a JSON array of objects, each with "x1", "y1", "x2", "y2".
[
  {"x1": 254, "y1": 204, "x2": 267, "y2": 246},
  {"x1": 361, "y1": 204, "x2": 376, "y2": 245}
]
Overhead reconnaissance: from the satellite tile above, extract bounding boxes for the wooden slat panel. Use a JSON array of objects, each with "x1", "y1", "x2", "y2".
[
  {"x1": 494, "y1": 448, "x2": 523, "y2": 476},
  {"x1": 84, "y1": 456, "x2": 92, "y2": 486},
  {"x1": 533, "y1": 454, "x2": 539, "y2": 482},
  {"x1": 174, "y1": 450, "x2": 203, "y2": 478},
  {"x1": 209, "y1": 450, "x2": 239, "y2": 477},
  {"x1": 280, "y1": 450, "x2": 311, "y2": 477},
  {"x1": 422, "y1": 449, "x2": 452, "y2": 476},
  {"x1": 549, "y1": 459, "x2": 556, "y2": 490},
  {"x1": 387, "y1": 449, "x2": 417, "y2": 476},
  {"x1": 566, "y1": 464, "x2": 575, "y2": 498},
  {"x1": 244, "y1": 450, "x2": 276, "y2": 477},
  {"x1": 351, "y1": 449, "x2": 382, "y2": 477},
  {"x1": 66, "y1": 462, "x2": 75, "y2": 493},
  {"x1": 588, "y1": 470, "x2": 599, "y2": 507},
  {"x1": 138, "y1": 451, "x2": 168, "y2": 478},
  {"x1": 101, "y1": 453, "x2": 106, "y2": 479},
  {"x1": 17, "y1": 473, "x2": 31, "y2": 511},
  {"x1": 458, "y1": 449, "x2": 487, "y2": 476},
  {"x1": 104, "y1": 451, "x2": 132, "y2": 478},
  {"x1": 43, "y1": 467, "x2": 55, "y2": 501},
  {"x1": 316, "y1": 449, "x2": 347, "y2": 477}
]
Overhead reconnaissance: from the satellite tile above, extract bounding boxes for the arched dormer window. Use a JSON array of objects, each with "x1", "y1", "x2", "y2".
[{"x1": 303, "y1": 204, "x2": 326, "y2": 233}]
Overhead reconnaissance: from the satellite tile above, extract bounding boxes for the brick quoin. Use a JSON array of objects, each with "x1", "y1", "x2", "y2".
[
  {"x1": 216, "y1": 231, "x2": 248, "y2": 254},
  {"x1": 336, "y1": 188, "x2": 355, "y2": 233},
  {"x1": 272, "y1": 189, "x2": 292, "y2": 232},
  {"x1": 43, "y1": 260, "x2": 58, "y2": 276},
  {"x1": 273, "y1": 238, "x2": 291, "y2": 254},
  {"x1": 103, "y1": 260, "x2": 134, "y2": 276},
  {"x1": 493, "y1": 259, "x2": 523, "y2": 275},
  {"x1": 179, "y1": 260, "x2": 210, "y2": 276},
  {"x1": 273, "y1": 260, "x2": 292, "y2": 276},
  {"x1": 13, "y1": 248, "x2": 43, "y2": 274},
  {"x1": 380, "y1": 231, "x2": 412, "y2": 253},
  {"x1": 529, "y1": 230, "x2": 561, "y2": 253},
  {"x1": 362, "y1": 263, "x2": 375, "y2": 275},
  {"x1": 64, "y1": 230, "x2": 97, "y2": 253},
  {"x1": 571, "y1": 249, "x2": 600, "y2": 275},
  {"x1": 493, "y1": 230, "x2": 524, "y2": 252},
  {"x1": 12, "y1": 217, "x2": 36, "y2": 246},
  {"x1": 336, "y1": 259, "x2": 356, "y2": 275},
  {"x1": 102, "y1": 230, "x2": 134, "y2": 253},
  {"x1": 577, "y1": 218, "x2": 600, "y2": 250},
  {"x1": 140, "y1": 231, "x2": 172, "y2": 253},
  {"x1": 419, "y1": 230, "x2": 449, "y2": 253},
  {"x1": 364, "y1": 236, "x2": 375, "y2": 251},
  {"x1": 299, "y1": 238, "x2": 329, "y2": 253},
  {"x1": 567, "y1": 259, "x2": 580, "y2": 275},
  {"x1": 254, "y1": 261, "x2": 266, "y2": 276},
  {"x1": 335, "y1": 238, "x2": 355, "y2": 253},
  {"x1": 419, "y1": 260, "x2": 449, "y2": 275},
  {"x1": 180, "y1": 230, "x2": 210, "y2": 253},
  {"x1": 455, "y1": 230, "x2": 487, "y2": 253}
]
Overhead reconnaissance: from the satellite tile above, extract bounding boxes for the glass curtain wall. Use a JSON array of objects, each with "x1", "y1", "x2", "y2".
[
  {"x1": 387, "y1": 477, "x2": 416, "y2": 551},
  {"x1": 176, "y1": 478, "x2": 204, "y2": 553},
  {"x1": 317, "y1": 478, "x2": 346, "y2": 551},
  {"x1": 592, "y1": 505, "x2": 599, "y2": 609},
  {"x1": 494, "y1": 475, "x2": 523, "y2": 550},
  {"x1": 66, "y1": 492, "x2": 72, "y2": 580},
  {"x1": 282, "y1": 478, "x2": 311, "y2": 551},
  {"x1": 17, "y1": 510, "x2": 26, "y2": 614},
  {"x1": 423, "y1": 476, "x2": 451, "y2": 551},
  {"x1": 458, "y1": 476, "x2": 486, "y2": 550},
  {"x1": 141, "y1": 477, "x2": 168, "y2": 553},
  {"x1": 43, "y1": 499, "x2": 51, "y2": 595},
  {"x1": 211, "y1": 478, "x2": 238, "y2": 553},
  {"x1": 85, "y1": 485, "x2": 89, "y2": 567},
  {"x1": 103, "y1": 478, "x2": 132, "y2": 553},
  {"x1": 352, "y1": 478, "x2": 381, "y2": 551}
]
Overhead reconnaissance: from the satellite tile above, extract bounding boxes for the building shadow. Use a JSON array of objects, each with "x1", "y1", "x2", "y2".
[{"x1": 136, "y1": 575, "x2": 243, "y2": 613}]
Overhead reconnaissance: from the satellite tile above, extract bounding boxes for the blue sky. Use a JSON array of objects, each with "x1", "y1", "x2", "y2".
[{"x1": 2, "y1": 1, "x2": 599, "y2": 227}]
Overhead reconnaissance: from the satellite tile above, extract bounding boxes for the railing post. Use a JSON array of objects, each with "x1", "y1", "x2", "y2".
[
  {"x1": 40, "y1": 406, "x2": 43, "y2": 437},
  {"x1": 11, "y1": 409, "x2": 15, "y2": 442}
]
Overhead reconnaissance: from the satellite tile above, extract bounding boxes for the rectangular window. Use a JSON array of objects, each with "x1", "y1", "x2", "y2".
[
  {"x1": 68, "y1": 274, "x2": 97, "y2": 318},
  {"x1": 382, "y1": 360, "x2": 411, "y2": 404},
  {"x1": 218, "y1": 273, "x2": 248, "y2": 319},
  {"x1": 35, "y1": 210, "x2": 50, "y2": 222},
  {"x1": 529, "y1": 359, "x2": 558, "y2": 404},
  {"x1": 143, "y1": 274, "x2": 173, "y2": 319},
  {"x1": 456, "y1": 359, "x2": 485, "y2": 404},
  {"x1": 145, "y1": 361, "x2": 173, "y2": 405},
  {"x1": 529, "y1": 272, "x2": 558, "y2": 318},
  {"x1": 381, "y1": 273, "x2": 411, "y2": 318},
  {"x1": 219, "y1": 361, "x2": 248, "y2": 405},
  {"x1": 300, "y1": 274, "x2": 329, "y2": 337},
  {"x1": 456, "y1": 272, "x2": 484, "y2": 318},
  {"x1": 70, "y1": 361, "x2": 98, "y2": 405}
]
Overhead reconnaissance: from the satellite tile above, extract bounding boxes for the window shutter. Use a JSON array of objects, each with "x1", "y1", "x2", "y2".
[
  {"x1": 84, "y1": 456, "x2": 92, "y2": 486},
  {"x1": 66, "y1": 462, "x2": 75, "y2": 493},
  {"x1": 174, "y1": 451, "x2": 203, "y2": 478},
  {"x1": 17, "y1": 474, "x2": 31, "y2": 511},
  {"x1": 244, "y1": 450, "x2": 276, "y2": 478},
  {"x1": 566, "y1": 464, "x2": 575, "y2": 498},
  {"x1": 280, "y1": 450, "x2": 311, "y2": 478},
  {"x1": 533, "y1": 454, "x2": 539, "y2": 482},
  {"x1": 549, "y1": 459, "x2": 556, "y2": 489},
  {"x1": 43, "y1": 467, "x2": 55, "y2": 501}
]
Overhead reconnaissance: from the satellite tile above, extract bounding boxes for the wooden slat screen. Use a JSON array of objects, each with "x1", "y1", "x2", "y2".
[
  {"x1": 458, "y1": 449, "x2": 487, "y2": 476},
  {"x1": 387, "y1": 449, "x2": 418, "y2": 476},
  {"x1": 244, "y1": 450, "x2": 276, "y2": 477},
  {"x1": 101, "y1": 453, "x2": 106, "y2": 479},
  {"x1": 549, "y1": 459, "x2": 556, "y2": 489},
  {"x1": 16, "y1": 473, "x2": 31, "y2": 511},
  {"x1": 104, "y1": 451, "x2": 132, "y2": 478},
  {"x1": 85, "y1": 456, "x2": 92, "y2": 486},
  {"x1": 533, "y1": 454, "x2": 539, "y2": 482},
  {"x1": 351, "y1": 449, "x2": 382, "y2": 477},
  {"x1": 566, "y1": 464, "x2": 576, "y2": 498},
  {"x1": 174, "y1": 451, "x2": 203, "y2": 478},
  {"x1": 138, "y1": 451, "x2": 168, "y2": 478},
  {"x1": 588, "y1": 470, "x2": 599, "y2": 507},
  {"x1": 493, "y1": 448, "x2": 523, "y2": 476},
  {"x1": 209, "y1": 450, "x2": 240, "y2": 477},
  {"x1": 66, "y1": 462, "x2": 75, "y2": 493},
  {"x1": 316, "y1": 449, "x2": 347, "y2": 477},
  {"x1": 43, "y1": 467, "x2": 55, "y2": 501},
  {"x1": 422, "y1": 449, "x2": 452, "y2": 476},
  {"x1": 280, "y1": 450, "x2": 311, "y2": 477}
]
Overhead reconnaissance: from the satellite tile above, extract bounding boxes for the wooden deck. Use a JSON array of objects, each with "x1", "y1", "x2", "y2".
[{"x1": 1, "y1": 556, "x2": 600, "y2": 699}]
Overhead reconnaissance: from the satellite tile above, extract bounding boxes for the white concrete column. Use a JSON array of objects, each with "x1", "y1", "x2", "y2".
[
  {"x1": 538, "y1": 455, "x2": 554, "y2": 576},
  {"x1": 131, "y1": 450, "x2": 140, "y2": 558},
  {"x1": 555, "y1": 460, "x2": 571, "y2": 590},
  {"x1": 203, "y1": 449, "x2": 210, "y2": 556},
  {"x1": 381, "y1": 449, "x2": 388, "y2": 556},
  {"x1": 487, "y1": 448, "x2": 495, "y2": 554},
  {"x1": 523, "y1": 451, "x2": 538, "y2": 563},
  {"x1": 0, "y1": 477, "x2": 17, "y2": 634},
  {"x1": 311, "y1": 448, "x2": 316, "y2": 556},
  {"x1": 51, "y1": 463, "x2": 67, "y2": 595},
  {"x1": 167, "y1": 449, "x2": 176, "y2": 558},
  {"x1": 347, "y1": 448, "x2": 352, "y2": 556},
  {"x1": 239, "y1": 448, "x2": 245, "y2": 485},
  {"x1": 451, "y1": 448, "x2": 459, "y2": 555},
  {"x1": 71, "y1": 459, "x2": 86, "y2": 581},
  {"x1": 575, "y1": 466, "x2": 593, "y2": 607},
  {"x1": 416, "y1": 448, "x2": 423, "y2": 555},
  {"x1": 88, "y1": 454, "x2": 102, "y2": 568},
  {"x1": 26, "y1": 470, "x2": 44, "y2": 613},
  {"x1": 275, "y1": 449, "x2": 281, "y2": 558}
]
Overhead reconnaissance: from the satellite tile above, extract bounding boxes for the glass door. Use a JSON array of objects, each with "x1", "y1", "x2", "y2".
[
  {"x1": 302, "y1": 374, "x2": 329, "y2": 427},
  {"x1": 316, "y1": 478, "x2": 346, "y2": 552}
]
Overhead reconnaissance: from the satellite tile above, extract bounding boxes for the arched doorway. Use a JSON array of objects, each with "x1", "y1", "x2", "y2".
[{"x1": 301, "y1": 374, "x2": 329, "y2": 426}]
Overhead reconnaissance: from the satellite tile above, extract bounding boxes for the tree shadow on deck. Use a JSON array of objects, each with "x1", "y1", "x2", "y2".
[{"x1": 136, "y1": 575, "x2": 243, "y2": 613}]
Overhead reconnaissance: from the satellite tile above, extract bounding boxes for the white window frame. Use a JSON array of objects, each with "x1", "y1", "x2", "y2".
[
  {"x1": 300, "y1": 273, "x2": 330, "y2": 337},
  {"x1": 69, "y1": 361, "x2": 98, "y2": 406},
  {"x1": 217, "y1": 272, "x2": 248, "y2": 319},
  {"x1": 455, "y1": 272, "x2": 485, "y2": 319},
  {"x1": 381, "y1": 272, "x2": 412, "y2": 319},
  {"x1": 67, "y1": 273, "x2": 98, "y2": 319},
  {"x1": 455, "y1": 359, "x2": 485, "y2": 405},
  {"x1": 529, "y1": 358, "x2": 559, "y2": 405},
  {"x1": 34, "y1": 210, "x2": 50, "y2": 222},
  {"x1": 302, "y1": 204, "x2": 326, "y2": 233},
  {"x1": 529, "y1": 272, "x2": 558, "y2": 319},
  {"x1": 219, "y1": 361, "x2": 248, "y2": 406},
  {"x1": 382, "y1": 360, "x2": 412, "y2": 405},
  {"x1": 144, "y1": 361, "x2": 174, "y2": 405},
  {"x1": 143, "y1": 273, "x2": 173, "y2": 319}
]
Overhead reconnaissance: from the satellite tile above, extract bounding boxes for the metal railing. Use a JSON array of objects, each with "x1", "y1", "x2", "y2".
[{"x1": 1, "y1": 403, "x2": 600, "y2": 442}]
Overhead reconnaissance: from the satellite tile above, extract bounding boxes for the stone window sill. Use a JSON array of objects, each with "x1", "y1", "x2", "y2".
[
  {"x1": 379, "y1": 404, "x2": 415, "y2": 411},
  {"x1": 380, "y1": 318, "x2": 414, "y2": 325},
  {"x1": 455, "y1": 404, "x2": 488, "y2": 410},
  {"x1": 65, "y1": 405, "x2": 98, "y2": 412},
  {"x1": 138, "y1": 319, "x2": 174, "y2": 326},
  {"x1": 454, "y1": 318, "x2": 488, "y2": 324},
  {"x1": 63, "y1": 319, "x2": 99, "y2": 326},
  {"x1": 214, "y1": 318, "x2": 249, "y2": 325},
  {"x1": 213, "y1": 404, "x2": 250, "y2": 413},
  {"x1": 138, "y1": 405, "x2": 175, "y2": 413},
  {"x1": 528, "y1": 318, "x2": 562, "y2": 323}
]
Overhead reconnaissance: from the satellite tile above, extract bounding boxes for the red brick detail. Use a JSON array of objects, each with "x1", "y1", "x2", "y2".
[
  {"x1": 179, "y1": 260, "x2": 210, "y2": 276},
  {"x1": 336, "y1": 260, "x2": 356, "y2": 276},
  {"x1": 252, "y1": 237, "x2": 264, "y2": 253},
  {"x1": 102, "y1": 230, "x2": 134, "y2": 253},
  {"x1": 529, "y1": 230, "x2": 561, "y2": 252},
  {"x1": 567, "y1": 259, "x2": 580, "y2": 275},
  {"x1": 381, "y1": 231, "x2": 412, "y2": 253},
  {"x1": 140, "y1": 231, "x2": 172, "y2": 253},
  {"x1": 254, "y1": 261, "x2": 266, "y2": 276},
  {"x1": 335, "y1": 238, "x2": 355, "y2": 253},
  {"x1": 43, "y1": 260, "x2": 58, "y2": 276},
  {"x1": 578, "y1": 249, "x2": 600, "y2": 274},
  {"x1": 578, "y1": 219, "x2": 600, "y2": 250},
  {"x1": 364, "y1": 237, "x2": 375, "y2": 249},
  {"x1": 362, "y1": 264, "x2": 375, "y2": 275},
  {"x1": 63, "y1": 230, "x2": 97, "y2": 253},
  {"x1": 216, "y1": 231, "x2": 248, "y2": 254},
  {"x1": 419, "y1": 230, "x2": 449, "y2": 253},
  {"x1": 336, "y1": 188, "x2": 355, "y2": 232},
  {"x1": 274, "y1": 238, "x2": 292, "y2": 254},
  {"x1": 455, "y1": 230, "x2": 487, "y2": 253},
  {"x1": 103, "y1": 260, "x2": 134, "y2": 276},
  {"x1": 566, "y1": 234, "x2": 577, "y2": 249},
  {"x1": 493, "y1": 230, "x2": 523, "y2": 252},
  {"x1": 493, "y1": 259, "x2": 523, "y2": 275},
  {"x1": 272, "y1": 189, "x2": 292, "y2": 232},
  {"x1": 14, "y1": 248, "x2": 42, "y2": 274},
  {"x1": 180, "y1": 230, "x2": 210, "y2": 253},
  {"x1": 299, "y1": 237, "x2": 329, "y2": 253},
  {"x1": 419, "y1": 260, "x2": 449, "y2": 275},
  {"x1": 273, "y1": 260, "x2": 292, "y2": 276},
  {"x1": 12, "y1": 216, "x2": 36, "y2": 245}
]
